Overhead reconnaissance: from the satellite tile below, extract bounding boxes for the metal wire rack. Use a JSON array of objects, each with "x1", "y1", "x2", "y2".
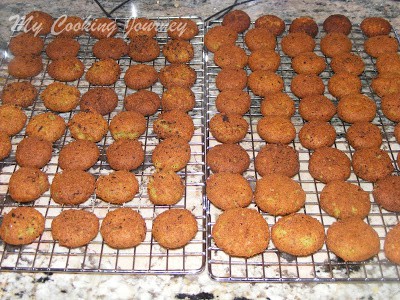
[
  {"x1": 205, "y1": 20, "x2": 400, "y2": 282},
  {"x1": 0, "y1": 16, "x2": 206, "y2": 274}
]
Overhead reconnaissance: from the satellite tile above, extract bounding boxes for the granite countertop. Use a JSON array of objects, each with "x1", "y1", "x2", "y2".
[{"x1": 1, "y1": 0, "x2": 400, "y2": 299}]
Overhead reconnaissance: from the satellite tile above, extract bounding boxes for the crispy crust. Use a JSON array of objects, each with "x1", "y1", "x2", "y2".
[
  {"x1": 255, "y1": 15, "x2": 285, "y2": 36},
  {"x1": 215, "y1": 90, "x2": 250, "y2": 115},
  {"x1": 209, "y1": 113, "x2": 248, "y2": 144},
  {"x1": 222, "y1": 10, "x2": 251, "y2": 33},
  {"x1": 46, "y1": 37, "x2": 80, "y2": 59},
  {"x1": 281, "y1": 32, "x2": 315, "y2": 57},
  {"x1": 106, "y1": 139, "x2": 144, "y2": 171},
  {"x1": 125, "y1": 18, "x2": 157, "y2": 39},
  {"x1": 289, "y1": 17, "x2": 318, "y2": 37},
  {"x1": 152, "y1": 209, "x2": 197, "y2": 249},
  {"x1": 153, "y1": 110, "x2": 194, "y2": 141},
  {"x1": 128, "y1": 35, "x2": 159, "y2": 62},
  {"x1": 51, "y1": 170, "x2": 95, "y2": 205},
  {"x1": 308, "y1": 147, "x2": 351, "y2": 183},
  {"x1": 68, "y1": 111, "x2": 108, "y2": 142},
  {"x1": 292, "y1": 52, "x2": 326, "y2": 75},
  {"x1": 371, "y1": 74, "x2": 400, "y2": 98},
  {"x1": 47, "y1": 57, "x2": 84, "y2": 82},
  {"x1": 326, "y1": 218, "x2": 380, "y2": 261},
  {"x1": 272, "y1": 213, "x2": 325, "y2": 256},
  {"x1": 0, "y1": 207, "x2": 45, "y2": 245},
  {"x1": 214, "y1": 45, "x2": 247, "y2": 69},
  {"x1": 212, "y1": 208, "x2": 269, "y2": 257},
  {"x1": 299, "y1": 95, "x2": 336, "y2": 122},
  {"x1": 323, "y1": 14, "x2": 352, "y2": 35},
  {"x1": 58, "y1": 140, "x2": 100, "y2": 171},
  {"x1": 80, "y1": 87, "x2": 118, "y2": 115},
  {"x1": 376, "y1": 53, "x2": 400, "y2": 75},
  {"x1": 290, "y1": 74, "x2": 325, "y2": 99},
  {"x1": 255, "y1": 143, "x2": 299, "y2": 178},
  {"x1": 167, "y1": 18, "x2": 199, "y2": 40},
  {"x1": 0, "y1": 104, "x2": 27, "y2": 136},
  {"x1": 207, "y1": 143, "x2": 250, "y2": 174},
  {"x1": 384, "y1": 223, "x2": 400, "y2": 264},
  {"x1": 320, "y1": 32, "x2": 352, "y2": 57},
  {"x1": 360, "y1": 17, "x2": 392, "y2": 37},
  {"x1": 51, "y1": 210, "x2": 99, "y2": 248},
  {"x1": 148, "y1": 170, "x2": 184, "y2": 205},
  {"x1": 26, "y1": 112, "x2": 66, "y2": 142},
  {"x1": 255, "y1": 174, "x2": 306, "y2": 216},
  {"x1": 125, "y1": 90, "x2": 160, "y2": 116},
  {"x1": 257, "y1": 116, "x2": 296, "y2": 144},
  {"x1": 330, "y1": 53, "x2": 365, "y2": 76},
  {"x1": 8, "y1": 55, "x2": 43, "y2": 79},
  {"x1": 299, "y1": 121, "x2": 336, "y2": 150},
  {"x1": 373, "y1": 175, "x2": 400, "y2": 212},
  {"x1": 248, "y1": 70, "x2": 284, "y2": 96},
  {"x1": 159, "y1": 64, "x2": 196, "y2": 89},
  {"x1": 206, "y1": 173, "x2": 252, "y2": 210},
  {"x1": 1, "y1": 81, "x2": 38, "y2": 108},
  {"x1": 215, "y1": 68, "x2": 247, "y2": 91},
  {"x1": 15, "y1": 136, "x2": 53, "y2": 168},
  {"x1": 52, "y1": 16, "x2": 84, "y2": 38},
  {"x1": 0, "y1": 131, "x2": 11, "y2": 160},
  {"x1": 41, "y1": 82, "x2": 80, "y2": 112},
  {"x1": 89, "y1": 18, "x2": 118, "y2": 39},
  {"x1": 85, "y1": 59, "x2": 121, "y2": 86},
  {"x1": 161, "y1": 86, "x2": 194, "y2": 113},
  {"x1": 109, "y1": 111, "x2": 146, "y2": 141},
  {"x1": 8, "y1": 167, "x2": 49, "y2": 202},
  {"x1": 261, "y1": 92, "x2": 295, "y2": 118},
  {"x1": 381, "y1": 93, "x2": 400, "y2": 122},
  {"x1": 124, "y1": 64, "x2": 158, "y2": 90},
  {"x1": 248, "y1": 49, "x2": 280, "y2": 72},
  {"x1": 100, "y1": 208, "x2": 146, "y2": 249},
  {"x1": 152, "y1": 137, "x2": 191, "y2": 172},
  {"x1": 163, "y1": 39, "x2": 194, "y2": 64},
  {"x1": 328, "y1": 72, "x2": 362, "y2": 99},
  {"x1": 244, "y1": 28, "x2": 276, "y2": 51},
  {"x1": 95, "y1": 170, "x2": 139, "y2": 204},
  {"x1": 9, "y1": 33, "x2": 44, "y2": 56},
  {"x1": 204, "y1": 25, "x2": 237, "y2": 53},
  {"x1": 346, "y1": 122, "x2": 382, "y2": 150},
  {"x1": 352, "y1": 148, "x2": 394, "y2": 182},
  {"x1": 93, "y1": 37, "x2": 128, "y2": 60},
  {"x1": 24, "y1": 11, "x2": 53, "y2": 35},
  {"x1": 337, "y1": 94, "x2": 376, "y2": 123},
  {"x1": 364, "y1": 35, "x2": 398, "y2": 58},
  {"x1": 320, "y1": 180, "x2": 371, "y2": 219}
]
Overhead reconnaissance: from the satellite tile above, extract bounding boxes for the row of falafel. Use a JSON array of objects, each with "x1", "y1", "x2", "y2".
[
  {"x1": 205, "y1": 10, "x2": 400, "y2": 264},
  {"x1": 0, "y1": 13, "x2": 202, "y2": 251}
]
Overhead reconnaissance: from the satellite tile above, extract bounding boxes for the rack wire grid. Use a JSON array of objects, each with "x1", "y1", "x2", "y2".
[
  {"x1": 205, "y1": 20, "x2": 400, "y2": 282},
  {"x1": 0, "y1": 16, "x2": 207, "y2": 274}
]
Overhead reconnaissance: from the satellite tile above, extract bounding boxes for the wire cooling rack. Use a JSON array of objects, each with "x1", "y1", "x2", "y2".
[
  {"x1": 205, "y1": 21, "x2": 400, "y2": 282},
  {"x1": 0, "y1": 16, "x2": 207, "y2": 274}
]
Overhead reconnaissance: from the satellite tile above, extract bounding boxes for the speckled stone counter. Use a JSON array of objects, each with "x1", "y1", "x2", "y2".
[
  {"x1": 1, "y1": 1, "x2": 400, "y2": 299},
  {"x1": 0, "y1": 0, "x2": 399, "y2": 50}
]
